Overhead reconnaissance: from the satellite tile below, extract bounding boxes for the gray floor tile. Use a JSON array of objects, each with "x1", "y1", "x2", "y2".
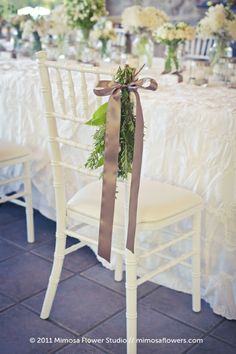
[
  {"x1": 1, "y1": 204, "x2": 233, "y2": 354},
  {"x1": 0, "y1": 305, "x2": 74, "y2": 354},
  {"x1": 0, "y1": 293, "x2": 15, "y2": 312},
  {"x1": 81, "y1": 263, "x2": 159, "y2": 299},
  {"x1": 0, "y1": 202, "x2": 26, "y2": 225},
  {"x1": 140, "y1": 286, "x2": 222, "y2": 331},
  {"x1": 23, "y1": 275, "x2": 126, "y2": 335},
  {"x1": 31, "y1": 239, "x2": 99, "y2": 273},
  {"x1": 0, "y1": 252, "x2": 73, "y2": 301},
  {"x1": 54, "y1": 342, "x2": 110, "y2": 354},
  {"x1": 0, "y1": 239, "x2": 24, "y2": 262},
  {"x1": 0, "y1": 213, "x2": 55, "y2": 250},
  {"x1": 86, "y1": 304, "x2": 203, "y2": 354},
  {"x1": 211, "y1": 319, "x2": 236, "y2": 347},
  {"x1": 187, "y1": 335, "x2": 236, "y2": 354}
]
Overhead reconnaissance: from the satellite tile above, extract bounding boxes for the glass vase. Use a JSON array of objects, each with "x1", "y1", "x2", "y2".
[
  {"x1": 77, "y1": 28, "x2": 94, "y2": 63},
  {"x1": 209, "y1": 37, "x2": 232, "y2": 80},
  {"x1": 164, "y1": 42, "x2": 180, "y2": 73},
  {"x1": 99, "y1": 39, "x2": 111, "y2": 62},
  {"x1": 32, "y1": 31, "x2": 42, "y2": 53},
  {"x1": 132, "y1": 31, "x2": 154, "y2": 69},
  {"x1": 209, "y1": 37, "x2": 232, "y2": 66}
]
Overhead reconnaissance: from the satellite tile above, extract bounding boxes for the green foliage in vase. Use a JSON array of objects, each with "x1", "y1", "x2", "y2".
[
  {"x1": 85, "y1": 65, "x2": 136, "y2": 180},
  {"x1": 65, "y1": 0, "x2": 107, "y2": 31}
]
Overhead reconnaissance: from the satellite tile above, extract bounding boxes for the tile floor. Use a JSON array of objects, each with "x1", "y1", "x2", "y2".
[{"x1": 0, "y1": 203, "x2": 236, "y2": 354}]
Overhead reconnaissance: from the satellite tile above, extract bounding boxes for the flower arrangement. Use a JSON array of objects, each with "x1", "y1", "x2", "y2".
[
  {"x1": 92, "y1": 20, "x2": 116, "y2": 42},
  {"x1": 10, "y1": 15, "x2": 30, "y2": 38},
  {"x1": 155, "y1": 22, "x2": 195, "y2": 43},
  {"x1": 197, "y1": 4, "x2": 236, "y2": 68},
  {"x1": 22, "y1": 17, "x2": 49, "y2": 39},
  {"x1": 91, "y1": 19, "x2": 116, "y2": 59},
  {"x1": 48, "y1": 5, "x2": 69, "y2": 38},
  {"x1": 65, "y1": 0, "x2": 107, "y2": 38},
  {"x1": 155, "y1": 22, "x2": 195, "y2": 73},
  {"x1": 22, "y1": 17, "x2": 49, "y2": 52},
  {"x1": 197, "y1": 4, "x2": 236, "y2": 40},
  {"x1": 121, "y1": 5, "x2": 168, "y2": 33}
]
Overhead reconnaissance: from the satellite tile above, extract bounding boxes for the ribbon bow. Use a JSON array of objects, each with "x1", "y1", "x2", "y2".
[{"x1": 94, "y1": 75, "x2": 158, "y2": 262}]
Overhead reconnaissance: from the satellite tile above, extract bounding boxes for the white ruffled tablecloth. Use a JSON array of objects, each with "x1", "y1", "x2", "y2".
[{"x1": 0, "y1": 58, "x2": 236, "y2": 320}]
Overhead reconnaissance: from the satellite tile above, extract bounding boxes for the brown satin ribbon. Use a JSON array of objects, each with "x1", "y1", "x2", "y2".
[{"x1": 94, "y1": 76, "x2": 158, "y2": 262}]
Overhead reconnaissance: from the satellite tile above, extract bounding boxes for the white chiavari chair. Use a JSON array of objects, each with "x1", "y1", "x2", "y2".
[
  {"x1": 37, "y1": 51, "x2": 203, "y2": 354},
  {"x1": 0, "y1": 141, "x2": 34, "y2": 243},
  {"x1": 185, "y1": 37, "x2": 215, "y2": 60}
]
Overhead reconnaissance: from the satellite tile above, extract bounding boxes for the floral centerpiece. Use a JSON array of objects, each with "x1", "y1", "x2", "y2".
[
  {"x1": 197, "y1": 4, "x2": 236, "y2": 66},
  {"x1": 91, "y1": 19, "x2": 116, "y2": 60},
  {"x1": 48, "y1": 5, "x2": 69, "y2": 42},
  {"x1": 122, "y1": 5, "x2": 168, "y2": 68},
  {"x1": 48, "y1": 5, "x2": 69, "y2": 56},
  {"x1": 65, "y1": 0, "x2": 107, "y2": 41},
  {"x1": 10, "y1": 15, "x2": 30, "y2": 39},
  {"x1": 155, "y1": 22, "x2": 195, "y2": 73},
  {"x1": 22, "y1": 17, "x2": 49, "y2": 53}
]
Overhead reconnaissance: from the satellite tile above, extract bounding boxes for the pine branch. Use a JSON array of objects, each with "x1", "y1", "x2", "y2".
[{"x1": 85, "y1": 65, "x2": 136, "y2": 180}]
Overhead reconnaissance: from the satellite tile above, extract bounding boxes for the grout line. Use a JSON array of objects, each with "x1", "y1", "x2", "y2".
[
  {"x1": 20, "y1": 302, "x2": 81, "y2": 337},
  {"x1": 177, "y1": 318, "x2": 226, "y2": 354},
  {"x1": 0, "y1": 302, "x2": 17, "y2": 314},
  {"x1": 79, "y1": 272, "x2": 126, "y2": 298},
  {"x1": 0, "y1": 250, "x2": 31, "y2": 265},
  {"x1": 137, "y1": 284, "x2": 161, "y2": 300},
  {"x1": 21, "y1": 298, "x2": 125, "y2": 346},
  {"x1": 0, "y1": 235, "x2": 55, "y2": 254},
  {"x1": 209, "y1": 334, "x2": 236, "y2": 349},
  {"x1": 146, "y1": 305, "x2": 207, "y2": 334},
  {"x1": 80, "y1": 308, "x2": 126, "y2": 337},
  {"x1": 0, "y1": 273, "x2": 76, "y2": 316},
  {"x1": 30, "y1": 247, "x2": 99, "y2": 275}
]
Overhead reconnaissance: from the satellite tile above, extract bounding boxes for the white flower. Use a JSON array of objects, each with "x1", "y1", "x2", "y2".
[
  {"x1": 121, "y1": 5, "x2": 168, "y2": 33},
  {"x1": 227, "y1": 18, "x2": 236, "y2": 40},
  {"x1": 91, "y1": 18, "x2": 116, "y2": 41},
  {"x1": 121, "y1": 6, "x2": 142, "y2": 32},
  {"x1": 207, "y1": 4, "x2": 225, "y2": 32},
  {"x1": 197, "y1": 4, "x2": 236, "y2": 40},
  {"x1": 22, "y1": 20, "x2": 34, "y2": 39},
  {"x1": 48, "y1": 5, "x2": 69, "y2": 36},
  {"x1": 65, "y1": 0, "x2": 107, "y2": 29},
  {"x1": 197, "y1": 17, "x2": 213, "y2": 38},
  {"x1": 22, "y1": 17, "x2": 49, "y2": 39},
  {"x1": 155, "y1": 22, "x2": 195, "y2": 43}
]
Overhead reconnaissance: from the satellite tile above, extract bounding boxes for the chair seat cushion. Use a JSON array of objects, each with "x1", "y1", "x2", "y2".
[
  {"x1": 67, "y1": 179, "x2": 203, "y2": 227},
  {"x1": 0, "y1": 141, "x2": 30, "y2": 162}
]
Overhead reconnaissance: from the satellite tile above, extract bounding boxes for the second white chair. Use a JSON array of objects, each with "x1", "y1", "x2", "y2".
[
  {"x1": 185, "y1": 37, "x2": 215, "y2": 60},
  {"x1": 0, "y1": 141, "x2": 34, "y2": 243}
]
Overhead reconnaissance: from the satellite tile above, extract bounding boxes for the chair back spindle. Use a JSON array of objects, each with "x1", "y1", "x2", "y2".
[{"x1": 37, "y1": 51, "x2": 114, "y2": 205}]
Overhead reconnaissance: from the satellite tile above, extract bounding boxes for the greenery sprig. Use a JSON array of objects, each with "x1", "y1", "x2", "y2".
[{"x1": 85, "y1": 65, "x2": 136, "y2": 179}]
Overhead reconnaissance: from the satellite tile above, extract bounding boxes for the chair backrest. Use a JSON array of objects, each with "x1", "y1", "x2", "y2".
[
  {"x1": 185, "y1": 37, "x2": 215, "y2": 59},
  {"x1": 37, "y1": 51, "x2": 114, "y2": 208},
  {"x1": 113, "y1": 27, "x2": 126, "y2": 48}
]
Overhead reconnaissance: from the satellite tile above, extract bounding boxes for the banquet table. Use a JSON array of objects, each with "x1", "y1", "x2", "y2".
[{"x1": 0, "y1": 57, "x2": 236, "y2": 320}]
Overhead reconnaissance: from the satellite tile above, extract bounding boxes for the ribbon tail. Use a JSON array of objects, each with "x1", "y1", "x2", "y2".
[
  {"x1": 98, "y1": 91, "x2": 121, "y2": 262},
  {"x1": 126, "y1": 92, "x2": 144, "y2": 253}
]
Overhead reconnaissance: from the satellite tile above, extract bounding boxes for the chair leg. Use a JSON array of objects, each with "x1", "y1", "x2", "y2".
[
  {"x1": 192, "y1": 211, "x2": 201, "y2": 312},
  {"x1": 115, "y1": 253, "x2": 123, "y2": 282},
  {"x1": 114, "y1": 233, "x2": 123, "y2": 282},
  {"x1": 125, "y1": 249, "x2": 137, "y2": 354},
  {"x1": 23, "y1": 161, "x2": 34, "y2": 243},
  {"x1": 40, "y1": 227, "x2": 66, "y2": 319}
]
